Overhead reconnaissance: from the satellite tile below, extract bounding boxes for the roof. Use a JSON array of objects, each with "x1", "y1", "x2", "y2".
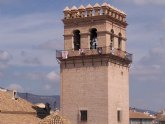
[
  {"x1": 0, "y1": 90, "x2": 40, "y2": 124},
  {"x1": 130, "y1": 110, "x2": 155, "y2": 119},
  {"x1": 156, "y1": 114, "x2": 165, "y2": 121},
  {"x1": 39, "y1": 111, "x2": 70, "y2": 124},
  {"x1": 0, "y1": 114, "x2": 40, "y2": 124},
  {"x1": 0, "y1": 90, "x2": 35, "y2": 112}
]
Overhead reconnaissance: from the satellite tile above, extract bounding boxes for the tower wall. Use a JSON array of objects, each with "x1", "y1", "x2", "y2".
[
  {"x1": 108, "y1": 63, "x2": 129, "y2": 124},
  {"x1": 61, "y1": 61, "x2": 108, "y2": 124}
]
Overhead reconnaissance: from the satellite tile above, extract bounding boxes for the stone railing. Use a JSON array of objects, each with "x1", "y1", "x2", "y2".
[
  {"x1": 56, "y1": 46, "x2": 132, "y2": 63},
  {"x1": 63, "y1": 2, "x2": 126, "y2": 23}
]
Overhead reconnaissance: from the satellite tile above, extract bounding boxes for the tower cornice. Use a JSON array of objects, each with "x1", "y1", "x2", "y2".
[{"x1": 63, "y1": 15, "x2": 127, "y2": 28}]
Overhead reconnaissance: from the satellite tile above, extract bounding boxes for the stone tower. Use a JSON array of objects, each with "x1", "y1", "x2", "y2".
[{"x1": 56, "y1": 2, "x2": 132, "y2": 124}]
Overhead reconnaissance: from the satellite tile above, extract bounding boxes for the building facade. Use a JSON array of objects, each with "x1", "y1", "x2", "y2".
[
  {"x1": 56, "y1": 2, "x2": 132, "y2": 124},
  {"x1": 129, "y1": 109, "x2": 155, "y2": 124}
]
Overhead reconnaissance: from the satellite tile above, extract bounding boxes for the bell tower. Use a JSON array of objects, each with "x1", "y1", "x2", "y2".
[{"x1": 56, "y1": 2, "x2": 132, "y2": 124}]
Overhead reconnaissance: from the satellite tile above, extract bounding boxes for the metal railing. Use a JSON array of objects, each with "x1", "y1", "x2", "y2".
[{"x1": 56, "y1": 46, "x2": 132, "y2": 63}]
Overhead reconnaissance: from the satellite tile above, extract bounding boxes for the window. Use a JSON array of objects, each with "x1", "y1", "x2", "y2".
[
  {"x1": 73, "y1": 30, "x2": 80, "y2": 50},
  {"x1": 80, "y1": 110, "x2": 87, "y2": 121},
  {"x1": 118, "y1": 33, "x2": 122, "y2": 49},
  {"x1": 117, "y1": 110, "x2": 121, "y2": 122},
  {"x1": 110, "y1": 29, "x2": 114, "y2": 48},
  {"x1": 90, "y1": 28, "x2": 97, "y2": 49}
]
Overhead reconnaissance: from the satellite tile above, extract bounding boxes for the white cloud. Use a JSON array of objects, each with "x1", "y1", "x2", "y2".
[
  {"x1": 7, "y1": 83, "x2": 24, "y2": 92},
  {"x1": 0, "y1": 50, "x2": 12, "y2": 69},
  {"x1": 0, "y1": 12, "x2": 62, "y2": 67},
  {"x1": 13, "y1": 71, "x2": 45, "y2": 80},
  {"x1": 0, "y1": 50, "x2": 12, "y2": 62},
  {"x1": 46, "y1": 71, "x2": 59, "y2": 82},
  {"x1": 44, "y1": 84, "x2": 51, "y2": 90},
  {"x1": 131, "y1": 39, "x2": 165, "y2": 83}
]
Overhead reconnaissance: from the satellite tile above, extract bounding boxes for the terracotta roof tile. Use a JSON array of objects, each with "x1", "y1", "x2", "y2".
[
  {"x1": 39, "y1": 111, "x2": 70, "y2": 124},
  {"x1": 0, "y1": 90, "x2": 40, "y2": 124},
  {"x1": 130, "y1": 111, "x2": 155, "y2": 119},
  {"x1": 0, "y1": 90, "x2": 35, "y2": 112}
]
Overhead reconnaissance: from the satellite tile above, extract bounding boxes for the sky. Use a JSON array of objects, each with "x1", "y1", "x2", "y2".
[{"x1": 0, "y1": 0, "x2": 165, "y2": 111}]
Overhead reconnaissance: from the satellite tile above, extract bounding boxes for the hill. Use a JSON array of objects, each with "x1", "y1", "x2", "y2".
[{"x1": 17, "y1": 92, "x2": 60, "y2": 110}]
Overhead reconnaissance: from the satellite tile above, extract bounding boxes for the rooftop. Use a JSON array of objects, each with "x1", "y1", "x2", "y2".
[
  {"x1": 130, "y1": 110, "x2": 155, "y2": 119},
  {"x1": 39, "y1": 111, "x2": 70, "y2": 124},
  {"x1": 0, "y1": 90, "x2": 40, "y2": 124}
]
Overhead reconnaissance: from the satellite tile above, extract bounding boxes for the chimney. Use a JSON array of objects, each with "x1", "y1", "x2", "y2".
[{"x1": 12, "y1": 90, "x2": 18, "y2": 100}]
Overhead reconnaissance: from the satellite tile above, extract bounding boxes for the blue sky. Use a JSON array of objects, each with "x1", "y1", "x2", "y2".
[{"x1": 0, "y1": 0, "x2": 165, "y2": 111}]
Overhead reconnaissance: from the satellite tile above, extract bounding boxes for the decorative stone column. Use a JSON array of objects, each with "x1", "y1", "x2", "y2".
[
  {"x1": 93, "y1": 3, "x2": 101, "y2": 16},
  {"x1": 101, "y1": 2, "x2": 109, "y2": 15},
  {"x1": 63, "y1": 6, "x2": 70, "y2": 19},
  {"x1": 86, "y1": 4, "x2": 93, "y2": 17},
  {"x1": 71, "y1": 6, "x2": 78, "y2": 18},
  {"x1": 78, "y1": 5, "x2": 85, "y2": 18}
]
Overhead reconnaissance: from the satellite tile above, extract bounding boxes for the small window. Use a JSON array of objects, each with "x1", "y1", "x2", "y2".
[
  {"x1": 118, "y1": 33, "x2": 122, "y2": 50},
  {"x1": 80, "y1": 110, "x2": 87, "y2": 121},
  {"x1": 117, "y1": 110, "x2": 121, "y2": 122},
  {"x1": 73, "y1": 30, "x2": 80, "y2": 50},
  {"x1": 90, "y1": 28, "x2": 97, "y2": 49},
  {"x1": 110, "y1": 29, "x2": 114, "y2": 48}
]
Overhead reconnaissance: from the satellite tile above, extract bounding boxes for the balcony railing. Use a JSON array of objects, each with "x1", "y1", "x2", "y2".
[{"x1": 56, "y1": 46, "x2": 132, "y2": 63}]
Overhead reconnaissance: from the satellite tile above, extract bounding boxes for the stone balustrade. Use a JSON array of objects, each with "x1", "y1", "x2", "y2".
[
  {"x1": 56, "y1": 46, "x2": 132, "y2": 64},
  {"x1": 63, "y1": 2, "x2": 126, "y2": 22}
]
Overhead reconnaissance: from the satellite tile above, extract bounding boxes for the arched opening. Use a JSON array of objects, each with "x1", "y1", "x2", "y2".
[
  {"x1": 73, "y1": 30, "x2": 80, "y2": 50},
  {"x1": 118, "y1": 33, "x2": 122, "y2": 50},
  {"x1": 110, "y1": 29, "x2": 114, "y2": 48},
  {"x1": 90, "y1": 28, "x2": 97, "y2": 49}
]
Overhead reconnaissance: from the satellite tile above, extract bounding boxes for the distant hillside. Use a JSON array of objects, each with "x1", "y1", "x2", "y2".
[{"x1": 17, "y1": 92, "x2": 60, "y2": 110}]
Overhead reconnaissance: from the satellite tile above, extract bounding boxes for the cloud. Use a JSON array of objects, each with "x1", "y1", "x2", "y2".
[
  {"x1": 38, "y1": 39, "x2": 63, "y2": 50},
  {"x1": 13, "y1": 71, "x2": 45, "y2": 80},
  {"x1": 23, "y1": 57, "x2": 41, "y2": 65},
  {"x1": 0, "y1": 50, "x2": 12, "y2": 62},
  {"x1": 46, "y1": 71, "x2": 59, "y2": 82},
  {"x1": 0, "y1": 12, "x2": 62, "y2": 51},
  {"x1": 124, "y1": 0, "x2": 165, "y2": 5},
  {"x1": 25, "y1": 72, "x2": 45, "y2": 80},
  {"x1": 0, "y1": 12, "x2": 62, "y2": 67},
  {"x1": 139, "y1": 39, "x2": 165, "y2": 66},
  {"x1": 0, "y1": 50, "x2": 12, "y2": 69},
  {"x1": 7, "y1": 83, "x2": 24, "y2": 92},
  {"x1": 44, "y1": 84, "x2": 51, "y2": 90},
  {"x1": 131, "y1": 38, "x2": 165, "y2": 83},
  {"x1": 0, "y1": 0, "x2": 21, "y2": 5}
]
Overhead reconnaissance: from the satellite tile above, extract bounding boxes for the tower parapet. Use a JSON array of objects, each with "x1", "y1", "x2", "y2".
[{"x1": 63, "y1": 2, "x2": 126, "y2": 24}]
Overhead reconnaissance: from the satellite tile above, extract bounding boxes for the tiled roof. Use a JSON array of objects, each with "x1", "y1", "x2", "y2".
[
  {"x1": 0, "y1": 90, "x2": 40, "y2": 124},
  {"x1": 39, "y1": 111, "x2": 70, "y2": 124},
  {"x1": 130, "y1": 110, "x2": 155, "y2": 119},
  {"x1": 0, "y1": 90, "x2": 35, "y2": 112},
  {"x1": 156, "y1": 114, "x2": 165, "y2": 121},
  {"x1": 0, "y1": 114, "x2": 40, "y2": 124}
]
